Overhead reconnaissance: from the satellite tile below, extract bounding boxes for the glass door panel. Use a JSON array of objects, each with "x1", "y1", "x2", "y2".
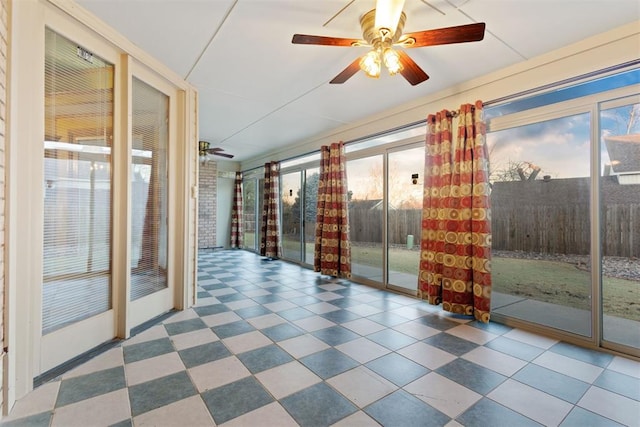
[
  {"x1": 130, "y1": 77, "x2": 169, "y2": 301},
  {"x1": 347, "y1": 155, "x2": 384, "y2": 281},
  {"x1": 387, "y1": 146, "x2": 424, "y2": 292},
  {"x1": 242, "y1": 178, "x2": 257, "y2": 251},
  {"x1": 281, "y1": 171, "x2": 302, "y2": 262},
  {"x1": 43, "y1": 29, "x2": 113, "y2": 334},
  {"x1": 488, "y1": 113, "x2": 593, "y2": 337},
  {"x1": 600, "y1": 101, "x2": 640, "y2": 350},
  {"x1": 41, "y1": 28, "x2": 116, "y2": 372},
  {"x1": 304, "y1": 168, "x2": 319, "y2": 265}
]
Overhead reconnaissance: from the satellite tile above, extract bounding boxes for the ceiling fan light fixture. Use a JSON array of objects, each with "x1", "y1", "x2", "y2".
[
  {"x1": 374, "y1": 0, "x2": 406, "y2": 38},
  {"x1": 359, "y1": 50, "x2": 381, "y2": 78},
  {"x1": 382, "y1": 47, "x2": 403, "y2": 75}
]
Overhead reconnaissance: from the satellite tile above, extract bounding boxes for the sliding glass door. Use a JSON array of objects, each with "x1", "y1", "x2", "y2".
[
  {"x1": 347, "y1": 155, "x2": 384, "y2": 282},
  {"x1": 600, "y1": 96, "x2": 640, "y2": 351},
  {"x1": 281, "y1": 171, "x2": 302, "y2": 262},
  {"x1": 488, "y1": 112, "x2": 593, "y2": 337},
  {"x1": 387, "y1": 146, "x2": 424, "y2": 292}
]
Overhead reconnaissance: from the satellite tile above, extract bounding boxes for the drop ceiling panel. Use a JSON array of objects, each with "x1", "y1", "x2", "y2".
[
  {"x1": 187, "y1": 1, "x2": 361, "y2": 102},
  {"x1": 221, "y1": 107, "x2": 349, "y2": 156},
  {"x1": 460, "y1": 0, "x2": 640, "y2": 59},
  {"x1": 197, "y1": 87, "x2": 274, "y2": 145},
  {"x1": 78, "y1": 0, "x2": 235, "y2": 77}
]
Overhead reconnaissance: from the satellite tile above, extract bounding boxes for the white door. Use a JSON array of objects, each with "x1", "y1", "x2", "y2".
[
  {"x1": 128, "y1": 69, "x2": 179, "y2": 327},
  {"x1": 40, "y1": 27, "x2": 119, "y2": 373}
]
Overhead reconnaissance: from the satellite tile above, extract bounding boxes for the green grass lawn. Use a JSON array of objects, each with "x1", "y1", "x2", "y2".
[
  {"x1": 492, "y1": 257, "x2": 640, "y2": 321},
  {"x1": 244, "y1": 234, "x2": 639, "y2": 321}
]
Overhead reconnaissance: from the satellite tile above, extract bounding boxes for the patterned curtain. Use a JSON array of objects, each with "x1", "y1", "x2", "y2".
[
  {"x1": 314, "y1": 142, "x2": 351, "y2": 278},
  {"x1": 260, "y1": 162, "x2": 282, "y2": 258},
  {"x1": 230, "y1": 171, "x2": 243, "y2": 248},
  {"x1": 418, "y1": 100, "x2": 492, "y2": 322}
]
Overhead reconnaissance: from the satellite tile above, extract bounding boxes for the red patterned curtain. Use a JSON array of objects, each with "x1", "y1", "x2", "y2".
[
  {"x1": 314, "y1": 142, "x2": 351, "y2": 278},
  {"x1": 230, "y1": 171, "x2": 243, "y2": 248},
  {"x1": 260, "y1": 162, "x2": 282, "y2": 258},
  {"x1": 418, "y1": 100, "x2": 492, "y2": 322}
]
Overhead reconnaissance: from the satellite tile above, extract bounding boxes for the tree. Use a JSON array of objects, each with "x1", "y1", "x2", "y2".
[
  {"x1": 290, "y1": 172, "x2": 319, "y2": 226},
  {"x1": 490, "y1": 160, "x2": 544, "y2": 183}
]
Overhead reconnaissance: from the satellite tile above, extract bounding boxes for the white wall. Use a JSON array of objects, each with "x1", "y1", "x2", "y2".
[{"x1": 216, "y1": 161, "x2": 240, "y2": 248}]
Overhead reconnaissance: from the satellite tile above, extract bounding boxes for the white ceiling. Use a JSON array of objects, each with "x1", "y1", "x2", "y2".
[{"x1": 76, "y1": 0, "x2": 640, "y2": 162}]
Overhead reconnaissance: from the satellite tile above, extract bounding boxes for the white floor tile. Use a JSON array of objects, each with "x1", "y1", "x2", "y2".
[
  {"x1": 488, "y1": 379, "x2": 573, "y2": 426},
  {"x1": 201, "y1": 311, "x2": 242, "y2": 327},
  {"x1": 122, "y1": 325, "x2": 168, "y2": 346},
  {"x1": 2, "y1": 381, "x2": 60, "y2": 421},
  {"x1": 51, "y1": 389, "x2": 131, "y2": 427},
  {"x1": 241, "y1": 289, "x2": 271, "y2": 298},
  {"x1": 134, "y1": 395, "x2": 215, "y2": 426},
  {"x1": 462, "y1": 346, "x2": 527, "y2": 376},
  {"x1": 346, "y1": 304, "x2": 384, "y2": 317},
  {"x1": 314, "y1": 292, "x2": 343, "y2": 301},
  {"x1": 225, "y1": 299, "x2": 258, "y2": 310},
  {"x1": 293, "y1": 315, "x2": 336, "y2": 332},
  {"x1": 607, "y1": 355, "x2": 640, "y2": 379},
  {"x1": 397, "y1": 342, "x2": 456, "y2": 370},
  {"x1": 220, "y1": 402, "x2": 299, "y2": 427},
  {"x1": 503, "y1": 328, "x2": 558, "y2": 349},
  {"x1": 163, "y1": 309, "x2": 198, "y2": 324},
  {"x1": 305, "y1": 302, "x2": 341, "y2": 314},
  {"x1": 278, "y1": 334, "x2": 331, "y2": 359},
  {"x1": 247, "y1": 313, "x2": 287, "y2": 329},
  {"x1": 446, "y1": 324, "x2": 499, "y2": 345},
  {"x1": 188, "y1": 356, "x2": 251, "y2": 392},
  {"x1": 390, "y1": 305, "x2": 430, "y2": 320},
  {"x1": 63, "y1": 347, "x2": 123, "y2": 379},
  {"x1": 533, "y1": 351, "x2": 604, "y2": 383},
  {"x1": 342, "y1": 318, "x2": 387, "y2": 335},
  {"x1": 256, "y1": 361, "x2": 321, "y2": 399},
  {"x1": 327, "y1": 366, "x2": 397, "y2": 408},
  {"x1": 331, "y1": 410, "x2": 380, "y2": 427},
  {"x1": 392, "y1": 320, "x2": 440, "y2": 340},
  {"x1": 223, "y1": 330, "x2": 272, "y2": 354},
  {"x1": 263, "y1": 300, "x2": 298, "y2": 312},
  {"x1": 405, "y1": 372, "x2": 482, "y2": 418},
  {"x1": 578, "y1": 386, "x2": 640, "y2": 427},
  {"x1": 170, "y1": 328, "x2": 219, "y2": 351},
  {"x1": 336, "y1": 337, "x2": 391, "y2": 364},
  {"x1": 125, "y1": 352, "x2": 186, "y2": 386}
]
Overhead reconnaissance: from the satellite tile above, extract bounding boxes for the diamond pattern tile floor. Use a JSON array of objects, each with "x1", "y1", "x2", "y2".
[{"x1": 3, "y1": 249, "x2": 640, "y2": 427}]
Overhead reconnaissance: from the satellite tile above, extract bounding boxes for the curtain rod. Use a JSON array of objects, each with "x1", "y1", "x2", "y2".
[{"x1": 243, "y1": 60, "x2": 639, "y2": 171}]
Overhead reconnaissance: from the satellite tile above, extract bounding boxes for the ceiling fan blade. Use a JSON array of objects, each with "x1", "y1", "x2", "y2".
[
  {"x1": 330, "y1": 57, "x2": 362, "y2": 84},
  {"x1": 207, "y1": 147, "x2": 224, "y2": 152},
  {"x1": 292, "y1": 34, "x2": 361, "y2": 47},
  {"x1": 397, "y1": 50, "x2": 429, "y2": 86},
  {"x1": 400, "y1": 22, "x2": 486, "y2": 48},
  {"x1": 212, "y1": 152, "x2": 234, "y2": 159}
]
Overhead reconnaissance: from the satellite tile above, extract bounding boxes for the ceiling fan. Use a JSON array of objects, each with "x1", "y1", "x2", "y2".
[
  {"x1": 199, "y1": 140, "x2": 234, "y2": 160},
  {"x1": 292, "y1": 0, "x2": 485, "y2": 85}
]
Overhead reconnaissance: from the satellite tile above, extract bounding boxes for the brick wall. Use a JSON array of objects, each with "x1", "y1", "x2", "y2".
[
  {"x1": 198, "y1": 161, "x2": 217, "y2": 248},
  {"x1": 0, "y1": 0, "x2": 7, "y2": 414}
]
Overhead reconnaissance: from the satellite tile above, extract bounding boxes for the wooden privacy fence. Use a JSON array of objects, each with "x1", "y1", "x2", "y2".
[{"x1": 349, "y1": 204, "x2": 639, "y2": 258}]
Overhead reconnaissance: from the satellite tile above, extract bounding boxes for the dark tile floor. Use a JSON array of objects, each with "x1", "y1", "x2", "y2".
[{"x1": 3, "y1": 250, "x2": 640, "y2": 426}]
